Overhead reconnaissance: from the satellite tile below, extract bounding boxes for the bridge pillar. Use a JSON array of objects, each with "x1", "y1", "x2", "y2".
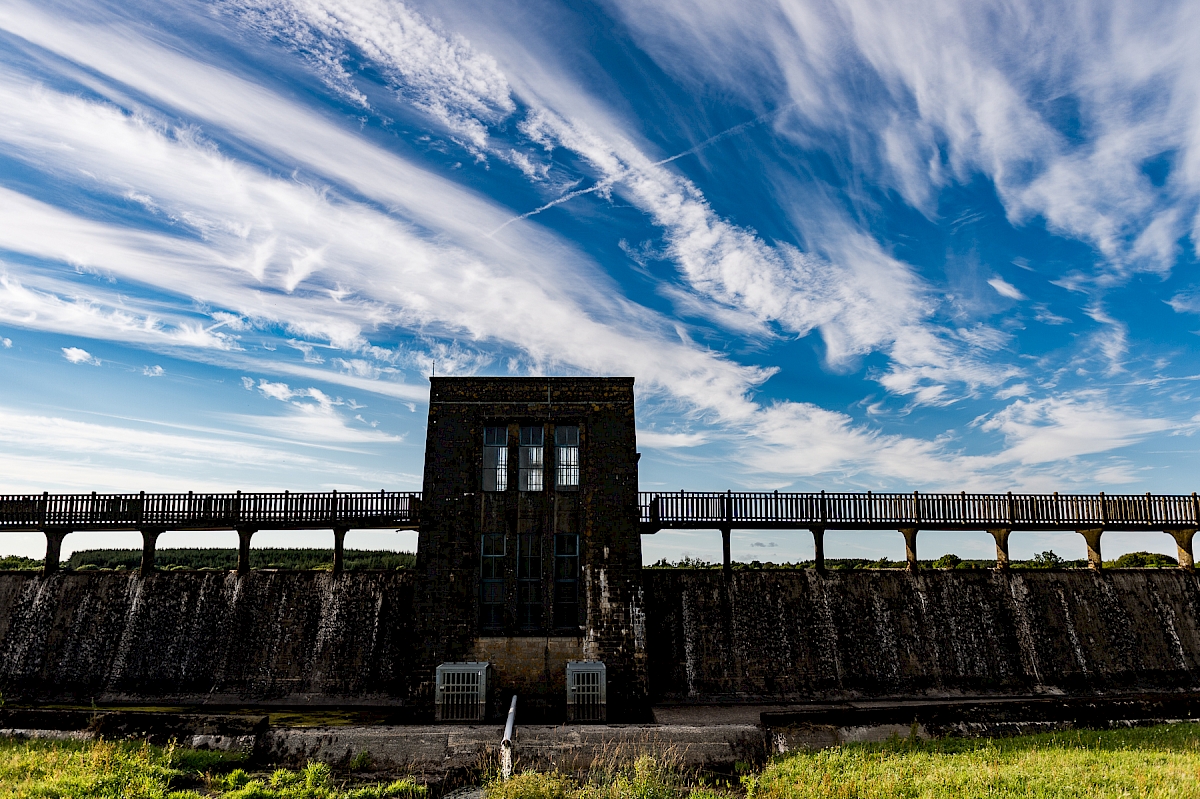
[
  {"x1": 989, "y1": 528, "x2": 1012, "y2": 570},
  {"x1": 811, "y1": 526, "x2": 826, "y2": 572},
  {"x1": 720, "y1": 527, "x2": 731, "y2": 575},
  {"x1": 332, "y1": 525, "x2": 349, "y2": 575},
  {"x1": 42, "y1": 528, "x2": 69, "y2": 575},
  {"x1": 1170, "y1": 529, "x2": 1196, "y2": 571},
  {"x1": 1079, "y1": 528, "x2": 1104, "y2": 570},
  {"x1": 236, "y1": 527, "x2": 256, "y2": 574},
  {"x1": 139, "y1": 529, "x2": 162, "y2": 575},
  {"x1": 900, "y1": 528, "x2": 919, "y2": 571}
]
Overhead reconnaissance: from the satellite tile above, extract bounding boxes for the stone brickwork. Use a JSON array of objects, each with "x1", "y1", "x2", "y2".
[{"x1": 414, "y1": 377, "x2": 644, "y2": 719}]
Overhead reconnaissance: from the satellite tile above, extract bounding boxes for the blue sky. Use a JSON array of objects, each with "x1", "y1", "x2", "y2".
[{"x1": 2, "y1": 0, "x2": 1200, "y2": 563}]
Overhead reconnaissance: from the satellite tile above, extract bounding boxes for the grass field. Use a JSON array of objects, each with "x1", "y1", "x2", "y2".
[
  {"x1": 0, "y1": 737, "x2": 425, "y2": 798},
  {"x1": 488, "y1": 725, "x2": 1200, "y2": 799},
  {"x1": 4, "y1": 724, "x2": 1200, "y2": 798}
]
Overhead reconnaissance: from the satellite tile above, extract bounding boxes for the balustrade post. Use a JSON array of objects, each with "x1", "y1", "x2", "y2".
[
  {"x1": 900, "y1": 528, "x2": 919, "y2": 571},
  {"x1": 989, "y1": 528, "x2": 1012, "y2": 570},
  {"x1": 1079, "y1": 528, "x2": 1104, "y2": 570},
  {"x1": 42, "y1": 528, "x2": 69, "y2": 575},
  {"x1": 1170, "y1": 529, "x2": 1196, "y2": 571},
  {"x1": 332, "y1": 525, "x2": 349, "y2": 575},
  {"x1": 721, "y1": 491, "x2": 732, "y2": 574},
  {"x1": 236, "y1": 527, "x2": 257, "y2": 574},
  {"x1": 811, "y1": 526, "x2": 826, "y2": 573},
  {"x1": 139, "y1": 528, "x2": 162, "y2": 575}
]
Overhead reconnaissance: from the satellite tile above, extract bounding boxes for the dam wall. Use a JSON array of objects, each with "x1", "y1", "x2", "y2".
[
  {"x1": 0, "y1": 571, "x2": 417, "y2": 705},
  {"x1": 642, "y1": 569, "x2": 1200, "y2": 703},
  {"x1": 4, "y1": 568, "x2": 1200, "y2": 708}
]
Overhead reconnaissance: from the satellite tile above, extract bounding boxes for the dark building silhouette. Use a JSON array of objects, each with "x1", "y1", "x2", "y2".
[{"x1": 414, "y1": 377, "x2": 645, "y2": 718}]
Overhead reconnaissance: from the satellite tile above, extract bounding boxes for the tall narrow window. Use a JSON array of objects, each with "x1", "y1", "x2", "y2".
[
  {"x1": 555, "y1": 426, "x2": 579, "y2": 489},
  {"x1": 481, "y1": 533, "x2": 505, "y2": 630},
  {"x1": 519, "y1": 426, "x2": 544, "y2": 492},
  {"x1": 553, "y1": 533, "x2": 579, "y2": 628},
  {"x1": 483, "y1": 427, "x2": 508, "y2": 492},
  {"x1": 517, "y1": 533, "x2": 542, "y2": 630}
]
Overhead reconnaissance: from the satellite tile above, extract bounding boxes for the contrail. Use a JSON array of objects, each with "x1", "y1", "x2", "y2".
[{"x1": 488, "y1": 105, "x2": 791, "y2": 237}]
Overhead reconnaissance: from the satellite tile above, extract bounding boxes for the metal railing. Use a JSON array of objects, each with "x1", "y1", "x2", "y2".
[
  {"x1": 3, "y1": 489, "x2": 1197, "y2": 533},
  {"x1": 0, "y1": 491, "x2": 420, "y2": 531},
  {"x1": 638, "y1": 491, "x2": 1200, "y2": 532}
]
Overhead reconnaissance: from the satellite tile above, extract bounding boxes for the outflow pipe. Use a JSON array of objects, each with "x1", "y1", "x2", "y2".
[{"x1": 500, "y1": 695, "x2": 517, "y2": 779}]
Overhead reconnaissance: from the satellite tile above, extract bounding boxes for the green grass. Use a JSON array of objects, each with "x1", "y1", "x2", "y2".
[
  {"x1": 754, "y1": 724, "x2": 1200, "y2": 798},
  {"x1": 484, "y1": 725, "x2": 1200, "y2": 799},
  {"x1": 0, "y1": 737, "x2": 426, "y2": 798},
  {"x1": 8, "y1": 724, "x2": 1200, "y2": 798}
]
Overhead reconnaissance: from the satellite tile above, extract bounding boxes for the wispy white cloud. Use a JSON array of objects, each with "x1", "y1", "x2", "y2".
[
  {"x1": 0, "y1": 406, "x2": 417, "y2": 492},
  {"x1": 637, "y1": 430, "x2": 708, "y2": 449},
  {"x1": 61, "y1": 346, "x2": 99, "y2": 365},
  {"x1": 613, "y1": 0, "x2": 1200, "y2": 281},
  {"x1": 0, "y1": 0, "x2": 1192, "y2": 497},
  {"x1": 224, "y1": 0, "x2": 515, "y2": 151},
  {"x1": 974, "y1": 394, "x2": 1173, "y2": 466},
  {"x1": 988, "y1": 277, "x2": 1025, "y2": 300}
]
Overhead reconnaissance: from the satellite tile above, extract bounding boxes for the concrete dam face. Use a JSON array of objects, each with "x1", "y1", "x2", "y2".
[
  {"x1": 2, "y1": 568, "x2": 1200, "y2": 710},
  {"x1": 0, "y1": 571, "x2": 416, "y2": 705},
  {"x1": 644, "y1": 569, "x2": 1200, "y2": 703},
  {"x1": 6, "y1": 377, "x2": 1200, "y2": 718}
]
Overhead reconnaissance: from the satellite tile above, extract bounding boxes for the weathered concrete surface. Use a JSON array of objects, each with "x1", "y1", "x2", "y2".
[
  {"x1": 644, "y1": 569, "x2": 1200, "y2": 702},
  {"x1": 0, "y1": 570, "x2": 416, "y2": 705},
  {"x1": 260, "y1": 723, "x2": 767, "y2": 776},
  {"x1": 6, "y1": 568, "x2": 1200, "y2": 709}
]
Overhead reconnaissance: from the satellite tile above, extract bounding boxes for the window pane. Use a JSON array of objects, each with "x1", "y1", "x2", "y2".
[
  {"x1": 553, "y1": 533, "x2": 579, "y2": 628},
  {"x1": 483, "y1": 427, "x2": 508, "y2": 492},
  {"x1": 556, "y1": 426, "x2": 579, "y2": 489},
  {"x1": 481, "y1": 533, "x2": 505, "y2": 630},
  {"x1": 519, "y1": 426, "x2": 544, "y2": 492},
  {"x1": 518, "y1": 533, "x2": 542, "y2": 630}
]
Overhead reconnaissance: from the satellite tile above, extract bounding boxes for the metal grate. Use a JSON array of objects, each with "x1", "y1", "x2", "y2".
[
  {"x1": 566, "y1": 661, "x2": 606, "y2": 722},
  {"x1": 436, "y1": 662, "x2": 490, "y2": 722}
]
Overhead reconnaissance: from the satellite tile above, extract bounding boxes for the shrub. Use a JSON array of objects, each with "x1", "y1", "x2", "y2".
[
  {"x1": 1029, "y1": 550, "x2": 1064, "y2": 568},
  {"x1": 933, "y1": 553, "x2": 962, "y2": 569},
  {"x1": 1114, "y1": 551, "x2": 1177, "y2": 568}
]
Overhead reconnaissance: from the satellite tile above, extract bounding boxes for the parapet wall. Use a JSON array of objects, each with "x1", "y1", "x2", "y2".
[
  {"x1": 0, "y1": 571, "x2": 416, "y2": 705},
  {"x1": 642, "y1": 569, "x2": 1200, "y2": 702}
]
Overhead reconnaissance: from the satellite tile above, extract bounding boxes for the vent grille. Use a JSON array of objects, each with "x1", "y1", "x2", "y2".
[
  {"x1": 566, "y1": 661, "x2": 606, "y2": 722},
  {"x1": 436, "y1": 662, "x2": 490, "y2": 722}
]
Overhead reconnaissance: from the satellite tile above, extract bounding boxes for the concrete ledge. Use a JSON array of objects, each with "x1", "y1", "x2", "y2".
[{"x1": 260, "y1": 723, "x2": 767, "y2": 777}]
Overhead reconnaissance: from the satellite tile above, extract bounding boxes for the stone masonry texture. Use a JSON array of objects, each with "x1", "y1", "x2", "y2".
[{"x1": 414, "y1": 377, "x2": 644, "y2": 718}]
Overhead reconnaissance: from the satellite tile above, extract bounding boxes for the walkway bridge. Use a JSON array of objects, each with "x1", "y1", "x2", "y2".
[{"x1": 2, "y1": 490, "x2": 1197, "y2": 573}]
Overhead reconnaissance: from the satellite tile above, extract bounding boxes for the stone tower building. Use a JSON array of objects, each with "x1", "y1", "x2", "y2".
[{"x1": 414, "y1": 377, "x2": 645, "y2": 719}]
